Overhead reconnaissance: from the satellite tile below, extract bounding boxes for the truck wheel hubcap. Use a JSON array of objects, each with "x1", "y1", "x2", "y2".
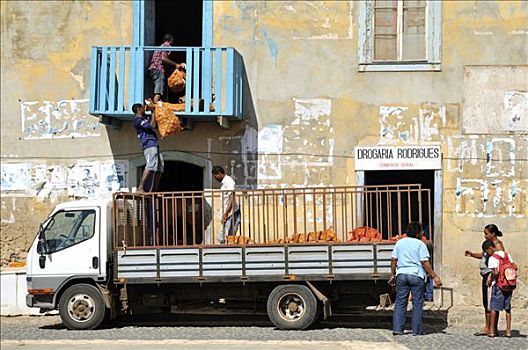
[
  {"x1": 277, "y1": 293, "x2": 305, "y2": 321},
  {"x1": 68, "y1": 294, "x2": 95, "y2": 322}
]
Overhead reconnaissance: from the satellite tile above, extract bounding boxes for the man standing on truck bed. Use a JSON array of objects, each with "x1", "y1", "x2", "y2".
[
  {"x1": 212, "y1": 166, "x2": 240, "y2": 244},
  {"x1": 133, "y1": 103, "x2": 163, "y2": 192}
]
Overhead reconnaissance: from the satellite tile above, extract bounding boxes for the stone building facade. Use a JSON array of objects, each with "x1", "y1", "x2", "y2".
[{"x1": 1, "y1": 1, "x2": 527, "y2": 308}]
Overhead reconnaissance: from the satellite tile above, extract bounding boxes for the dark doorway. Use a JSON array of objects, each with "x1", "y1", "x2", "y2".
[
  {"x1": 152, "y1": 0, "x2": 203, "y2": 103},
  {"x1": 137, "y1": 161, "x2": 204, "y2": 192},
  {"x1": 155, "y1": 0, "x2": 203, "y2": 72},
  {"x1": 159, "y1": 161, "x2": 203, "y2": 192},
  {"x1": 364, "y1": 170, "x2": 435, "y2": 241},
  {"x1": 155, "y1": 0, "x2": 203, "y2": 48},
  {"x1": 137, "y1": 161, "x2": 205, "y2": 245}
]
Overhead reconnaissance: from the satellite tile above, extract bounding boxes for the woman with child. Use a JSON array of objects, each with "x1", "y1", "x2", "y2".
[{"x1": 465, "y1": 224, "x2": 517, "y2": 337}]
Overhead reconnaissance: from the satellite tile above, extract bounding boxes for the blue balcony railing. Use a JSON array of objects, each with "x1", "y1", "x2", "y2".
[{"x1": 89, "y1": 46, "x2": 244, "y2": 120}]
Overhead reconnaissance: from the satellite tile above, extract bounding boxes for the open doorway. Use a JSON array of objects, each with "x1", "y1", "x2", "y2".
[
  {"x1": 364, "y1": 170, "x2": 435, "y2": 241},
  {"x1": 137, "y1": 161, "x2": 206, "y2": 245},
  {"x1": 137, "y1": 161, "x2": 204, "y2": 192},
  {"x1": 154, "y1": 0, "x2": 203, "y2": 103},
  {"x1": 155, "y1": 0, "x2": 203, "y2": 47},
  {"x1": 159, "y1": 161, "x2": 204, "y2": 192}
]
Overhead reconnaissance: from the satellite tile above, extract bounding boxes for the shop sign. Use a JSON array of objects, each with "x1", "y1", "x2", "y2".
[{"x1": 355, "y1": 145, "x2": 442, "y2": 170}]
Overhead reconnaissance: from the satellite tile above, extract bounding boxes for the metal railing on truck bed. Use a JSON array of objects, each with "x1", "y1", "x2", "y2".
[{"x1": 113, "y1": 185, "x2": 432, "y2": 249}]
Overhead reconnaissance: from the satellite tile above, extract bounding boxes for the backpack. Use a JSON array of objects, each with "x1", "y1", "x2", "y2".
[{"x1": 492, "y1": 253, "x2": 517, "y2": 291}]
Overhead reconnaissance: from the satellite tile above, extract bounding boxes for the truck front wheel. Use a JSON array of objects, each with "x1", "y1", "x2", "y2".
[
  {"x1": 58, "y1": 284, "x2": 106, "y2": 330},
  {"x1": 266, "y1": 284, "x2": 318, "y2": 330}
]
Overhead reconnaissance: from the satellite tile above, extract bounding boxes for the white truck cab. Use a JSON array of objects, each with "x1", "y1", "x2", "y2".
[{"x1": 26, "y1": 199, "x2": 112, "y2": 329}]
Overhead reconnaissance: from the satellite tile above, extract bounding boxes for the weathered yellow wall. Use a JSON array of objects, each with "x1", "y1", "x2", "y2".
[
  {"x1": 1, "y1": 1, "x2": 527, "y2": 309},
  {"x1": 213, "y1": 1, "x2": 528, "y2": 308},
  {"x1": 0, "y1": 0, "x2": 256, "y2": 264},
  {"x1": 1, "y1": 1, "x2": 131, "y2": 263}
]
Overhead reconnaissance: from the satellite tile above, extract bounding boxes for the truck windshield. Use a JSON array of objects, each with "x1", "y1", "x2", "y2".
[{"x1": 40, "y1": 210, "x2": 96, "y2": 253}]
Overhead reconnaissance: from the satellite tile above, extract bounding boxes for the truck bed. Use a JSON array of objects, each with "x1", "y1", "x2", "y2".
[{"x1": 115, "y1": 242, "x2": 395, "y2": 283}]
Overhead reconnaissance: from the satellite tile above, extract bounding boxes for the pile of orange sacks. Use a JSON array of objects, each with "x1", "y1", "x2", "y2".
[
  {"x1": 224, "y1": 227, "x2": 414, "y2": 245},
  {"x1": 226, "y1": 227, "x2": 340, "y2": 245},
  {"x1": 286, "y1": 227, "x2": 339, "y2": 244},
  {"x1": 347, "y1": 227, "x2": 409, "y2": 243},
  {"x1": 347, "y1": 226, "x2": 382, "y2": 242}
]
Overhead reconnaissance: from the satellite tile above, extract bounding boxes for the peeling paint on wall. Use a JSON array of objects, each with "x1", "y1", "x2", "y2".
[
  {"x1": 240, "y1": 125, "x2": 258, "y2": 184},
  {"x1": 503, "y1": 91, "x2": 528, "y2": 131},
  {"x1": 257, "y1": 98, "x2": 334, "y2": 187},
  {"x1": 1, "y1": 160, "x2": 128, "y2": 200},
  {"x1": 379, "y1": 104, "x2": 455, "y2": 144},
  {"x1": 21, "y1": 99, "x2": 100, "y2": 140},
  {"x1": 68, "y1": 161, "x2": 128, "y2": 198},
  {"x1": 447, "y1": 136, "x2": 523, "y2": 177},
  {"x1": 379, "y1": 106, "x2": 408, "y2": 141},
  {"x1": 258, "y1": 124, "x2": 284, "y2": 154},
  {"x1": 417, "y1": 105, "x2": 447, "y2": 142},
  {"x1": 34, "y1": 164, "x2": 69, "y2": 201},
  {"x1": 450, "y1": 135, "x2": 527, "y2": 217},
  {"x1": 455, "y1": 178, "x2": 527, "y2": 217},
  {"x1": 446, "y1": 136, "x2": 485, "y2": 173},
  {"x1": 258, "y1": 124, "x2": 283, "y2": 180},
  {"x1": 284, "y1": 98, "x2": 334, "y2": 167},
  {"x1": 462, "y1": 66, "x2": 528, "y2": 133},
  {"x1": 485, "y1": 138, "x2": 515, "y2": 177},
  {"x1": 1, "y1": 198, "x2": 18, "y2": 224},
  {"x1": 218, "y1": 126, "x2": 258, "y2": 188},
  {"x1": 0, "y1": 163, "x2": 32, "y2": 192}
]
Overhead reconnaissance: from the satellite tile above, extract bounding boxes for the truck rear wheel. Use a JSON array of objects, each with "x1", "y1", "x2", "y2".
[
  {"x1": 58, "y1": 284, "x2": 106, "y2": 330},
  {"x1": 266, "y1": 284, "x2": 318, "y2": 330}
]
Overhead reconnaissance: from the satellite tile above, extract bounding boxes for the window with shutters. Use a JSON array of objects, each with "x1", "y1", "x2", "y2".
[{"x1": 358, "y1": 0, "x2": 441, "y2": 72}]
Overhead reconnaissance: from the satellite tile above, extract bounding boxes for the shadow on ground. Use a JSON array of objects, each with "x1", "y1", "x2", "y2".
[{"x1": 39, "y1": 309, "x2": 453, "y2": 333}]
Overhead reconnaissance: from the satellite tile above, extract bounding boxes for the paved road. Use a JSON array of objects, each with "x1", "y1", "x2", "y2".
[
  {"x1": 1, "y1": 339, "x2": 405, "y2": 350},
  {"x1": 1, "y1": 315, "x2": 527, "y2": 350}
]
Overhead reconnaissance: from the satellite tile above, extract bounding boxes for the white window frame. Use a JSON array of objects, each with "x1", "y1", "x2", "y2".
[{"x1": 358, "y1": 0, "x2": 442, "y2": 72}]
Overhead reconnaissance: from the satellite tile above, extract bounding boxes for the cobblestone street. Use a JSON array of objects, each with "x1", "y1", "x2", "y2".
[{"x1": 1, "y1": 313, "x2": 527, "y2": 350}]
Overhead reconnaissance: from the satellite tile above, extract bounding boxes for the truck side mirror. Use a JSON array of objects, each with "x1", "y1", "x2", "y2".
[
  {"x1": 39, "y1": 255, "x2": 46, "y2": 268},
  {"x1": 37, "y1": 240, "x2": 48, "y2": 255}
]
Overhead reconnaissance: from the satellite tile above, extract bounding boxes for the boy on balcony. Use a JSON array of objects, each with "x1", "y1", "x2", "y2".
[{"x1": 147, "y1": 33, "x2": 184, "y2": 104}]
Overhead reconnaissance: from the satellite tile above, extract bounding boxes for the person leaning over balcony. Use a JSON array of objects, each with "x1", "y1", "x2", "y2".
[
  {"x1": 390, "y1": 222, "x2": 442, "y2": 336},
  {"x1": 147, "y1": 33, "x2": 185, "y2": 104},
  {"x1": 133, "y1": 103, "x2": 163, "y2": 192},
  {"x1": 212, "y1": 166, "x2": 240, "y2": 244}
]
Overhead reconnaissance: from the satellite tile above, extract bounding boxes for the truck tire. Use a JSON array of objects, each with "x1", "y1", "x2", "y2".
[
  {"x1": 266, "y1": 284, "x2": 318, "y2": 330},
  {"x1": 58, "y1": 284, "x2": 106, "y2": 330}
]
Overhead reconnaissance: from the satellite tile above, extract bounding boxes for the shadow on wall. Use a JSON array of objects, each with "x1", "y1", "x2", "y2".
[
  {"x1": 219, "y1": 57, "x2": 259, "y2": 189},
  {"x1": 104, "y1": 54, "x2": 259, "y2": 191}
]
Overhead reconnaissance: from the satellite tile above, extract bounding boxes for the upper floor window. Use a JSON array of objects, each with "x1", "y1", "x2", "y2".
[{"x1": 358, "y1": 0, "x2": 441, "y2": 71}]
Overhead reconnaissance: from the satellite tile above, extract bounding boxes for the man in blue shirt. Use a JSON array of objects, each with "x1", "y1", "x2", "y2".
[
  {"x1": 133, "y1": 103, "x2": 164, "y2": 192},
  {"x1": 390, "y1": 222, "x2": 442, "y2": 336}
]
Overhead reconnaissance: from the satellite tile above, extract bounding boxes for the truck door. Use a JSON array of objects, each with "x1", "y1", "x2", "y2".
[{"x1": 30, "y1": 207, "x2": 101, "y2": 287}]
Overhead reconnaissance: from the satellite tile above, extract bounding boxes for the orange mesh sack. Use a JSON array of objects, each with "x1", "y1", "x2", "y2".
[
  {"x1": 154, "y1": 102, "x2": 183, "y2": 138},
  {"x1": 168, "y1": 64, "x2": 186, "y2": 93}
]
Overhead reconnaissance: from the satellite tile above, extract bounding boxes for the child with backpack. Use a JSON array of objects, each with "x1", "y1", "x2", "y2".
[{"x1": 483, "y1": 240, "x2": 518, "y2": 337}]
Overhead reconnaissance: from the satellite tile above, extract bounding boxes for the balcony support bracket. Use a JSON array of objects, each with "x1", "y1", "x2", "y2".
[
  {"x1": 101, "y1": 116, "x2": 122, "y2": 130},
  {"x1": 217, "y1": 116, "x2": 230, "y2": 129}
]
